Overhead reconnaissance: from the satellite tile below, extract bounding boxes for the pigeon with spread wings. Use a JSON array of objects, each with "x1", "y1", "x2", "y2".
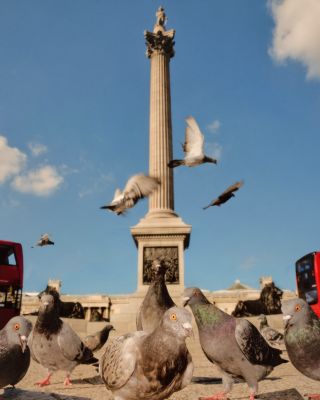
[
  {"x1": 32, "y1": 233, "x2": 54, "y2": 248},
  {"x1": 203, "y1": 180, "x2": 244, "y2": 209},
  {"x1": 168, "y1": 116, "x2": 217, "y2": 168},
  {"x1": 100, "y1": 174, "x2": 160, "y2": 215}
]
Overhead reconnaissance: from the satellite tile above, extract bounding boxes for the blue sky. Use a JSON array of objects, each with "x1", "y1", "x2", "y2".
[{"x1": 0, "y1": 1, "x2": 319, "y2": 295}]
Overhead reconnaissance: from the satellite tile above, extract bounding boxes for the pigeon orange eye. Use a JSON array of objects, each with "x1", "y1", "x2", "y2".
[
  {"x1": 295, "y1": 304, "x2": 302, "y2": 312},
  {"x1": 13, "y1": 323, "x2": 20, "y2": 330},
  {"x1": 170, "y1": 313, "x2": 177, "y2": 321}
]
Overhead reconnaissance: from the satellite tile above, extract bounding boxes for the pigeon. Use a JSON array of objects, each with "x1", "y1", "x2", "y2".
[
  {"x1": 203, "y1": 180, "x2": 244, "y2": 209},
  {"x1": 257, "y1": 314, "x2": 284, "y2": 345},
  {"x1": 32, "y1": 233, "x2": 54, "y2": 248},
  {"x1": 28, "y1": 292, "x2": 97, "y2": 386},
  {"x1": 100, "y1": 306, "x2": 194, "y2": 400},
  {"x1": 0, "y1": 316, "x2": 32, "y2": 389},
  {"x1": 136, "y1": 259, "x2": 175, "y2": 332},
  {"x1": 183, "y1": 287, "x2": 287, "y2": 400},
  {"x1": 168, "y1": 116, "x2": 217, "y2": 168},
  {"x1": 101, "y1": 174, "x2": 160, "y2": 215},
  {"x1": 83, "y1": 323, "x2": 114, "y2": 353},
  {"x1": 282, "y1": 298, "x2": 320, "y2": 399}
]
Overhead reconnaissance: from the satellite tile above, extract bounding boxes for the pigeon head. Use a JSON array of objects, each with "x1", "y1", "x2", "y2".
[
  {"x1": 4, "y1": 316, "x2": 32, "y2": 353},
  {"x1": 203, "y1": 156, "x2": 217, "y2": 164},
  {"x1": 39, "y1": 293, "x2": 57, "y2": 314},
  {"x1": 160, "y1": 306, "x2": 193, "y2": 338},
  {"x1": 183, "y1": 287, "x2": 210, "y2": 307},
  {"x1": 281, "y1": 298, "x2": 315, "y2": 329}
]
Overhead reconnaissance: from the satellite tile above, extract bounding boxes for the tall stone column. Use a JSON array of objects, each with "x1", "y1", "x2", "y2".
[{"x1": 131, "y1": 7, "x2": 191, "y2": 295}]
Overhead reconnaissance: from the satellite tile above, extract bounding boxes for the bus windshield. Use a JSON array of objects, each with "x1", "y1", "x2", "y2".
[{"x1": 296, "y1": 255, "x2": 318, "y2": 305}]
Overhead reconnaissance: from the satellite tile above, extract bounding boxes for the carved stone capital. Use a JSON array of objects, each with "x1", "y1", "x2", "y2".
[{"x1": 144, "y1": 29, "x2": 175, "y2": 59}]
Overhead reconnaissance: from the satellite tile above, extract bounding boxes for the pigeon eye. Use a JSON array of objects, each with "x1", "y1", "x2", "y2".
[
  {"x1": 13, "y1": 323, "x2": 20, "y2": 331},
  {"x1": 170, "y1": 313, "x2": 177, "y2": 321},
  {"x1": 295, "y1": 304, "x2": 302, "y2": 312}
]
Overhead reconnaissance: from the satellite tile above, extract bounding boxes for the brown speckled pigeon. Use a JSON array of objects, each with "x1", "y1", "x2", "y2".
[{"x1": 84, "y1": 323, "x2": 114, "y2": 353}]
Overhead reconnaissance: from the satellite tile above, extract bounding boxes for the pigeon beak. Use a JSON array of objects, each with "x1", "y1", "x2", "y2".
[
  {"x1": 182, "y1": 322, "x2": 193, "y2": 337},
  {"x1": 43, "y1": 301, "x2": 49, "y2": 307},
  {"x1": 19, "y1": 335, "x2": 28, "y2": 353},
  {"x1": 282, "y1": 314, "x2": 292, "y2": 328},
  {"x1": 182, "y1": 297, "x2": 190, "y2": 307}
]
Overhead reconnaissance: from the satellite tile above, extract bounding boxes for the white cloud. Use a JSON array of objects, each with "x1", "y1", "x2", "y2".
[
  {"x1": 207, "y1": 119, "x2": 221, "y2": 133},
  {"x1": 206, "y1": 142, "x2": 222, "y2": 161},
  {"x1": 28, "y1": 142, "x2": 48, "y2": 157},
  {"x1": 269, "y1": 0, "x2": 320, "y2": 80},
  {"x1": 0, "y1": 136, "x2": 27, "y2": 183},
  {"x1": 11, "y1": 165, "x2": 64, "y2": 196}
]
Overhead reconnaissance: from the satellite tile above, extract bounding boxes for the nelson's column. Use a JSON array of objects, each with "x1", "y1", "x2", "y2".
[{"x1": 131, "y1": 7, "x2": 191, "y2": 295}]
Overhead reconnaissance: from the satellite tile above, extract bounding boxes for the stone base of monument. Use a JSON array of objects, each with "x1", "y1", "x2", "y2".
[{"x1": 258, "y1": 388, "x2": 303, "y2": 399}]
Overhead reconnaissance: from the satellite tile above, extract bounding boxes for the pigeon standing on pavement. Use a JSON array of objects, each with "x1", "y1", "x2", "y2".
[
  {"x1": 183, "y1": 287, "x2": 287, "y2": 400},
  {"x1": 100, "y1": 306, "x2": 194, "y2": 400},
  {"x1": 258, "y1": 314, "x2": 284, "y2": 345},
  {"x1": 136, "y1": 259, "x2": 175, "y2": 332},
  {"x1": 203, "y1": 180, "x2": 244, "y2": 209},
  {"x1": 282, "y1": 298, "x2": 320, "y2": 398},
  {"x1": 100, "y1": 173, "x2": 160, "y2": 215},
  {"x1": 83, "y1": 324, "x2": 114, "y2": 353},
  {"x1": 168, "y1": 116, "x2": 217, "y2": 168},
  {"x1": 0, "y1": 316, "x2": 32, "y2": 389},
  {"x1": 28, "y1": 292, "x2": 97, "y2": 386}
]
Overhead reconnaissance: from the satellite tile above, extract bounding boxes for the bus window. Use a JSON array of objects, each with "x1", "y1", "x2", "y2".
[
  {"x1": 0, "y1": 286, "x2": 22, "y2": 310},
  {"x1": 296, "y1": 259, "x2": 318, "y2": 305},
  {"x1": 0, "y1": 245, "x2": 17, "y2": 266}
]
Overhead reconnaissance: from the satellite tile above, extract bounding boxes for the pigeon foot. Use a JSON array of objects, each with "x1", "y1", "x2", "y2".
[
  {"x1": 199, "y1": 393, "x2": 228, "y2": 400},
  {"x1": 35, "y1": 377, "x2": 51, "y2": 386},
  {"x1": 64, "y1": 376, "x2": 73, "y2": 386},
  {"x1": 306, "y1": 395, "x2": 320, "y2": 400}
]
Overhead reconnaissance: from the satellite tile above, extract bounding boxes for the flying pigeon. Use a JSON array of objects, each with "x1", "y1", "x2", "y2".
[
  {"x1": 28, "y1": 292, "x2": 97, "y2": 386},
  {"x1": 0, "y1": 316, "x2": 32, "y2": 389},
  {"x1": 183, "y1": 287, "x2": 287, "y2": 400},
  {"x1": 32, "y1": 233, "x2": 54, "y2": 248},
  {"x1": 136, "y1": 259, "x2": 175, "y2": 332},
  {"x1": 100, "y1": 173, "x2": 160, "y2": 215},
  {"x1": 168, "y1": 116, "x2": 217, "y2": 168},
  {"x1": 282, "y1": 298, "x2": 320, "y2": 399},
  {"x1": 258, "y1": 314, "x2": 284, "y2": 345},
  {"x1": 83, "y1": 323, "x2": 114, "y2": 353},
  {"x1": 203, "y1": 180, "x2": 244, "y2": 209},
  {"x1": 100, "y1": 306, "x2": 194, "y2": 400}
]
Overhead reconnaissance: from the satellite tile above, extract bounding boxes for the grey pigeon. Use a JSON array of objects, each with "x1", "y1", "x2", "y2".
[
  {"x1": 0, "y1": 316, "x2": 32, "y2": 389},
  {"x1": 257, "y1": 314, "x2": 284, "y2": 345},
  {"x1": 83, "y1": 323, "x2": 114, "y2": 353},
  {"x1": 183, "y1": 287, "x2": 287, "y2": 400},
  {"x1": 100, "y1": 173, "x2": 160, "y2": 215},
  {"x1": 168, "y1": 116, "x2": 217, "y2": 168},
  {"x1": 203, "y1": 180, "x2": 244, "y2": 209},
  {"x1": 28, "y1": 292, "x2": 97, "y2": 386},
  {"x1": 282, "y1": 298, "x2": 320, "y2": 397},
  {"x1": 136, "y1": 259, "x2": 175, "y2": 332},
  {"x1": 100, "y1": 306, "x2": 194, "y2": 400}
]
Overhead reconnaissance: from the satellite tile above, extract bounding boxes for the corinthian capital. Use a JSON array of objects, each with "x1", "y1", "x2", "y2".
[{"x1": 144, "y1": 29, "x2": 175, "y2": 59}]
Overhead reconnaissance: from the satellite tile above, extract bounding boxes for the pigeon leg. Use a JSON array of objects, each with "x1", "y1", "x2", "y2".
[
  {"x1": 306, "y1": 395, "x2": 320, "y2": 400},
  {"x1": 64, "y1": 374, "x2": 73, "y2": 386},
  {"x1": 199, "y1": 393, "x2": 228, "y2": 400},
  {"x1": 35, "y1": 372, "x2": 52, "y2": 386}
]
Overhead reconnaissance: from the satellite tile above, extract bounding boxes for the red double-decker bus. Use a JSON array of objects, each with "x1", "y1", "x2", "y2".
[
  {"x1": 295, "y1": 251, "x2": 320, "y2": 317},
  {"x1": 0, "y1": 240, "x2": 23, "y2": 329}
]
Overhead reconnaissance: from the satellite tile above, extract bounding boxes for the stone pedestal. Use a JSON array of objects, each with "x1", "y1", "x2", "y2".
[{"x1": 131, "y1": 8, "x2": 191, "y2": 294}]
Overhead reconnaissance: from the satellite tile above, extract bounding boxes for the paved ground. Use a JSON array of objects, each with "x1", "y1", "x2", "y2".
[{"x1": 1, "y1": 326, "x2": 319, "y2": 399}]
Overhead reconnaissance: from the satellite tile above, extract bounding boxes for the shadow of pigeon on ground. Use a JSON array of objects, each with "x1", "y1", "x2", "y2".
[
  {"x1": 70, "y1": 376, "x2": 104, "y2": 385},
  {"x1": 191, "y1": 376, "x2": 222, "y2": 385},
  {"x1": 2, "y1": 388, "x2": 90, "y2": 400}
]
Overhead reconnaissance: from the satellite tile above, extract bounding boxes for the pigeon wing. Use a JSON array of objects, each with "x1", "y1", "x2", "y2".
[
  {"x1": 27, "y1": 330, "x2": 40, "y2": 364},
  {"x1": 184, "y1": 116, "x2": 204, "y2": 158},
  {"x1": 220, "y1": 180, "x2": 244, "y2": 197},
  {"x1": 57, "y1": 322, "x2": 93, "y2": 362},
  {"x1": 235, "y1": 319, "x2": 282, "y2": 365},
  {"x1": 124, "y1": 174, "x2": 159, "y2": 201},
  {"x1": 100, "y1": 332, "x2": 145, "y2": 390}
]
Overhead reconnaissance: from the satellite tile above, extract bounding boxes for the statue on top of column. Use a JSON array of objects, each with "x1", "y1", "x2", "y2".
[{"x1": 154, "y1": 6, "x2": 167, "y2": 32}]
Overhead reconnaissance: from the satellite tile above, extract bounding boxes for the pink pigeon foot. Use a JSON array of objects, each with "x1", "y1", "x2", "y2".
[
  {"x1": 306, "y1": 395, "x2": 320, "y2": 400},
  {"x1": 35, "y1": 375, "x2": 51, "y2": 386},
  {"x1": 199, "y1": 393, "x2": 228, "y2": 400},
  {"x1": 64, "y1": 376, "x2": 73, "y2": 386}
]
